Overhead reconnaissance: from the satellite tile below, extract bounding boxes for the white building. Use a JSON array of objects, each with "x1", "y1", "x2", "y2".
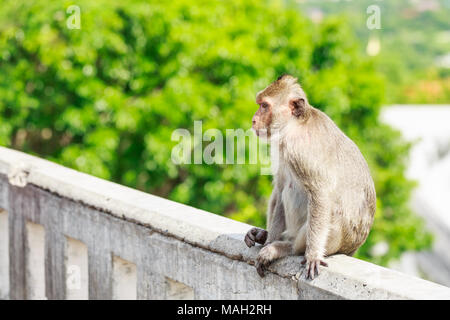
[{"x1": 382, "y1": 105, "x2": 450, "y2": 286}]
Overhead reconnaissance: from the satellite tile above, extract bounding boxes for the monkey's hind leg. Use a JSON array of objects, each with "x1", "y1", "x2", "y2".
[{"x1": 255, "y1": 241, "x2": 292, "y2": 277}]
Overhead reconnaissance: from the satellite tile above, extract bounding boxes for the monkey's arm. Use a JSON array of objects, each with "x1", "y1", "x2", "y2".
[
  {"x1": 303, "y1": 190, "x2": 330, "y2": 279},
  {"x1": 244, "y1": 186, "x2": 285, "y2": 247},
  {"x1": 266, "y1": 187, "x2": 286, "y2": 243}
]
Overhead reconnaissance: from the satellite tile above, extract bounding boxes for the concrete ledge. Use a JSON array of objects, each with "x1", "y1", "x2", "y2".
[{"x1": 1, "y1": 146, "x2": 450, "y2": 299}]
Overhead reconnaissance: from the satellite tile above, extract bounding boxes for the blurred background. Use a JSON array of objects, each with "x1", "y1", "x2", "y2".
[{"x1": 0, "y1": 0, "x2": 449, "y2": 285}]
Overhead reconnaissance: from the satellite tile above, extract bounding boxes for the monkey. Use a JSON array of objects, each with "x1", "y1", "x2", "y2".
[{"x1": 244, "y1": 74, "x2": 376, "y2": 279}]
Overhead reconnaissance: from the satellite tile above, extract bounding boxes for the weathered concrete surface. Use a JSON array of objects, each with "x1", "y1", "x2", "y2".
[
  {"x1": 0, "y1": 209, "x2": 8, "y2": 299},
  {"x1": 0, "y1": 146, "x2": 450, "y2": 300}
]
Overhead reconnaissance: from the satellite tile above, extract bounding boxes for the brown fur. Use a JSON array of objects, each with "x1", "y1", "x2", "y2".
[{"x1": 246, "y1": 75, "x2": 376, "y2": 279}]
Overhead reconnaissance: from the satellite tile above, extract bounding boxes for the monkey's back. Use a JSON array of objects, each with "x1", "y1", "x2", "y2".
[
  {"x1": 324, "y1": 114, "x2": 376, "y2": 255},
  {"x1": 289, "y1": 108, "x2": 376, "y2": 256}
]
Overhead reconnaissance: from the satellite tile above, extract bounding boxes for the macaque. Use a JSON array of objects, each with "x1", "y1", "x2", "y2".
[{"x1": 245, "y1": 75, "x2": 376, "y2": 279}]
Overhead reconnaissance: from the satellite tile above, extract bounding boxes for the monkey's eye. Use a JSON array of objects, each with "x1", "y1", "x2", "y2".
[{"x1": 260, "y1": 102, "x2": 269, "y2": 110}]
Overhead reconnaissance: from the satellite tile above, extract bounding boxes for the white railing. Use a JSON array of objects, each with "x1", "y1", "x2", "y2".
[{"x1": 0, "y1": 146, "x2": 449, "y2": 300}]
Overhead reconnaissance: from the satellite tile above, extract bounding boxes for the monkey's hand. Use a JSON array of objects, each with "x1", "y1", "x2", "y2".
[
  {"x1": 301, "y1": 257, "x2": 328, "y2": 280},
  {"x1": 244, "y1": 227, "x2": 268, "y2": 248}
]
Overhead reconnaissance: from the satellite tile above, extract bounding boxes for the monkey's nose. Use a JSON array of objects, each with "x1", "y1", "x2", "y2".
[{"x1": 252, "y1": 120, "x2": 256, "y2": 126}]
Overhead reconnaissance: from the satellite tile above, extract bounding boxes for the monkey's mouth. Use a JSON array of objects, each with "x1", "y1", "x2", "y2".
[{"x1": 253, "y1": 127, "x2": 270, "y2": 138}]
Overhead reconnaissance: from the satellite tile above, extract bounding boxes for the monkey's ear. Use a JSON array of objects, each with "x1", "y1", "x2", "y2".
[{"x1": 289, "y1": 98, "x2": 307, "y2": 118}]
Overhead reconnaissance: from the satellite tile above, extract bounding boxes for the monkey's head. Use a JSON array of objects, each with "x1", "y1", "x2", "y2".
[{"x1": 252, "y1": 74, "x2": 310, "y2": 139}]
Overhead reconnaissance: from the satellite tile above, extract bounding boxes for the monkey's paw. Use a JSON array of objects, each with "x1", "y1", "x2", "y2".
[
  {"x1": 255, "y1": 245, "x2": 278, "y2": 278},
  {"x1": 301, "y1": 257, "x2": 328, "y2": 280},
  {"x1": 244, "y1": 227, "x2": 268, "y2": 248}
]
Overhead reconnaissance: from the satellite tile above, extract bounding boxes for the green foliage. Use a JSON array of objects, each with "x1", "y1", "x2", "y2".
[
  {"x1": 295, "y1": 0, "x2": 450, "y2": 104},
  {"x1": 0, "y1": 0, "x2": 432, "y2": 265}
]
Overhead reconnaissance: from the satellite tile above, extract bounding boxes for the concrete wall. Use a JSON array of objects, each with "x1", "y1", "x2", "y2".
[{"x1": 0, "y1": 146, "x2": 449, "y2": 300}]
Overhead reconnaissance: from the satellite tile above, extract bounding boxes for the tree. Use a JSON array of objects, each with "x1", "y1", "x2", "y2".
[{"x1": 0, "y1": 0, "x2": 432, "y2": 265}]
